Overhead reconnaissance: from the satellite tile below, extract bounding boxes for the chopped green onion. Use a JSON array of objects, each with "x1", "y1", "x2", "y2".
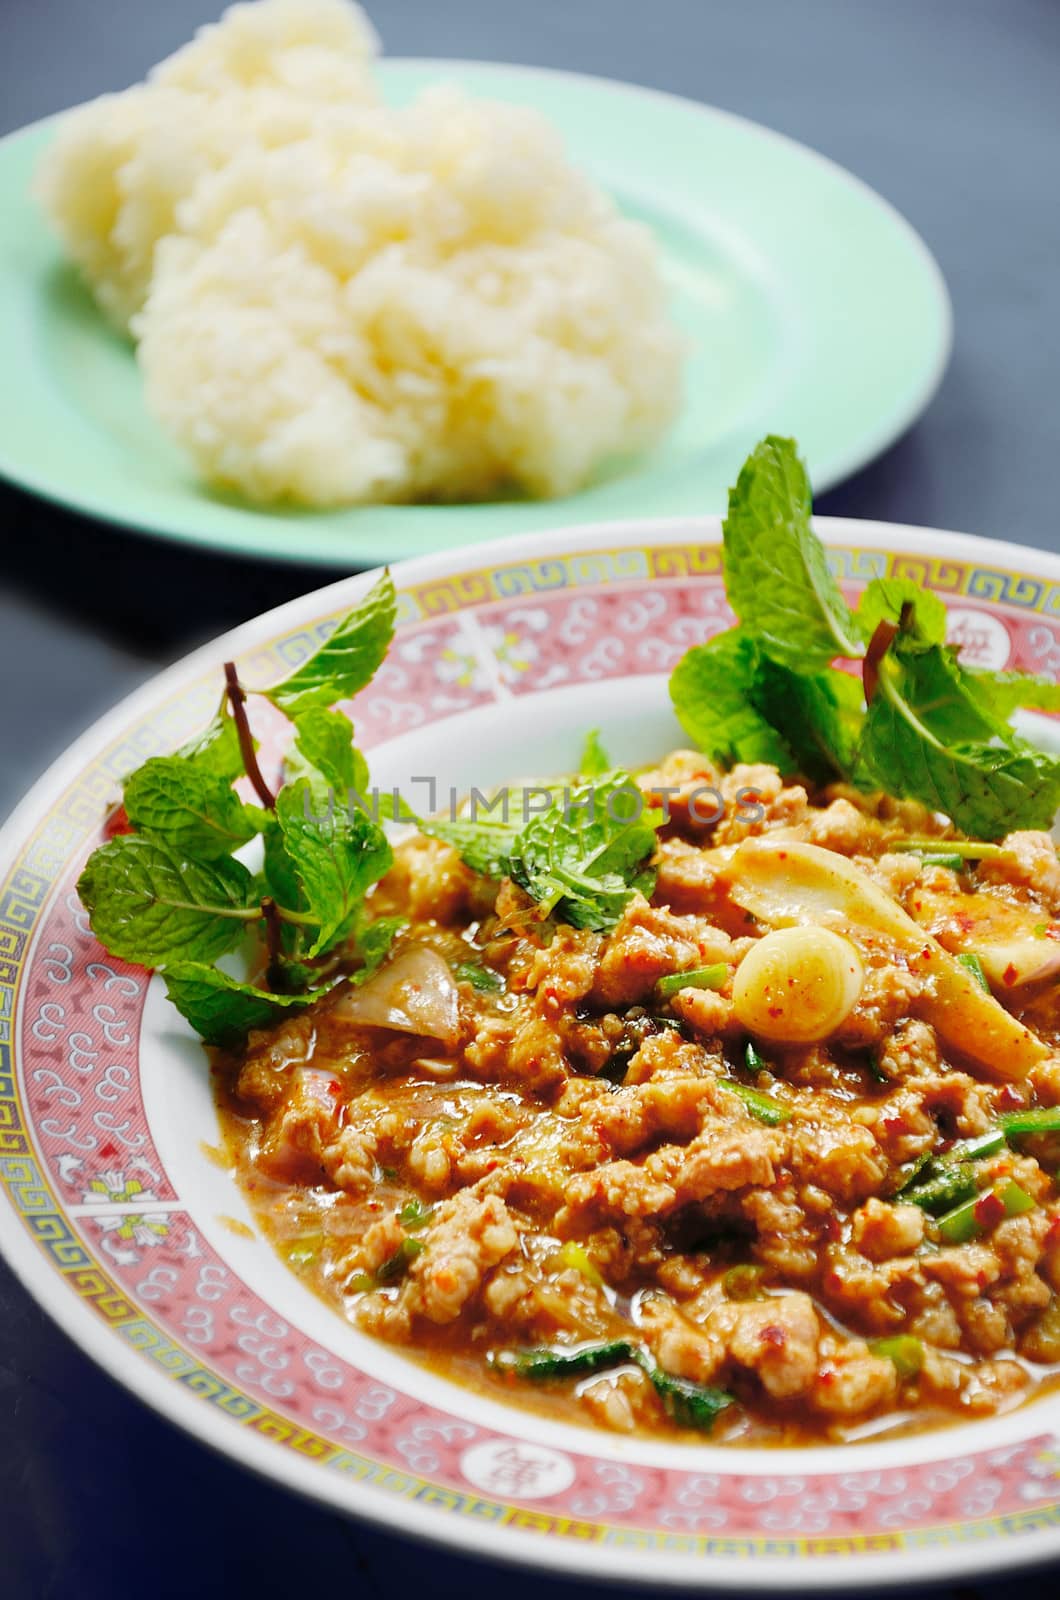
[
  {"x1": 998, "y1": 1178, "x2": 1037, "y2": 1216},
  {"x1": 375, "y1": 1237, "x2": 426, "y2": 1282},
  {"x1": 722, "y1": 1263, "x2": 766, "y2": 1300},
  {"x1": 346, "y1": 1271, "x2": 375, "y2": 1294},
  {"x1": 914, "y1": 852, "x2": 966, "y2": 871},
  {"x1": 893, "y1": 1152, "x2": 933, "y2": 1196},
  {"x1": 870, "y1": 1335, "x2": 924, "y2": 1380},
  {"x1": 285, "y1": 1245, "x2": 318, "y2": 1270},
  {"x1": 999, "y1": 1107, "x2": 1060, "y2": 1138},
  {"x1": 890, "y1": 839, "x2": 1008, "y2": 861},
  {"x1": 900, "y1": 1161, "x2": 978, "y2": 1215},
  {"x1": 642, "y1": 1364, "x2": 733, "y2": 1431},
  {"x1": 936, "y1": 1179, "x2": 1035, "y2": 1244},
  {"x1": 489, "y1": 1339, "x2": 638, "y2": 1379},
  {"x1": 935, "y1": 1192, "x2": 986, "y2": 1245},
  {"x1": 491, "y1": 1340, "x2": 735, "y2": 1433},
  {"x1": 399, "y1": 1199, "x2": 433, "y2": 1231},
  {"x1": 865, "y1": 1049, "x2": 891, "y2": 1084},
  {"x1": 744, "y1": 1040, "x2": 769, "y2": 1075},
  {"x1": 956, "y1": 952, "x2": 990, "y2": 992},
  {"x1": 453, "y1": 960, "x2": 505, "y2": 994},
  {"x1": 722, "y1": 1079, "x2": 790, "y2": 1126},
  {"x1": 656, "y1": 963, "x2": 729, "y2": 1000},
  {"x1": 556, "y1": 1241, "x2": 605, "y2": 1288},
  {"x1": 951, "y1": 1128, "x2": 1007, "y2": 1162}
]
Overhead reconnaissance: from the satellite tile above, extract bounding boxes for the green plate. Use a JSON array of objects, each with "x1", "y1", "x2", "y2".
[{"x1": 0, "y1": 60, "x2": 951, "y2": 567}]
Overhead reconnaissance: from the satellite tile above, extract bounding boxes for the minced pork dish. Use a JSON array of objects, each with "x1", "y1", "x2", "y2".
[
  {"x1": 217, "y1": 752, "x2": 1060, "y2": 1445},
  {"x1": 75, "y1": 437, "x2": 1060, "y2": 1446}
]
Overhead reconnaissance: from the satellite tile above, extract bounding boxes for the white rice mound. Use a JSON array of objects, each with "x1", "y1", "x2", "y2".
[
  {"x1": 36, "y1": 0, "x2": 381, "y2": 331},
  {"x1": 36, "y1": 0, "x2": 683, "y2": 506}
]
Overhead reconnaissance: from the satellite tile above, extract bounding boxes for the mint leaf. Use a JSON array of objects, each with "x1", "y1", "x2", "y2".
[
  {"x1": 123, "y1": 757, "x2": 263, "y2": 861},
  {"x1": 387, "y1": 775, "x2": 659, "y2": 929},
  {"x1": 670, "y1": 435, "x2": 1060, "y2": 834},
  {"x1": 857, "y1": 579, "x2": 946, "y2": 652},
  {"x1": 722, "y1": 436, "x2": 863, "y2": 672},
  {"x1": 268, "y1": 572, "x2": 397, "y2": 716},
  {"x1": 380, "y1": 791, "x2": 522, "y2": 880},
  {"x1": 412, "y1": 813, "x2": 521, "y2": 879},
  {"x1": 77, "y1": 835, "x2": 256, "y2": 967},
  {"x1": 352, "y1": 915, "x2": 406, "y2": 982},
  {"x1": 175, "y1": 711, "x2": 245, "y2": 780},
  {"x1": 163, "y1": 963, "x2": 318, "y2": 1046},
  {"x1": 669, "y1": 628, "x2": 861, "y2": 783},
  {"x1": 963, "y1": 668, "x2": 1060, "y2": 719},
  {"x1": 507, "y1": 771, "x2": 661, "y2": 931},
  {"x1": 858, "y1": 642, "x2": 1060, "y2": 836},
  {"x1": 881, "y1": 640, "x2": 1007, "y2": 743},
  {"x1": 292, "y1": 707, "x2": 369, "y2": 797},
  {"x1": 669, "y1": 628, "x2": 796, "y2": 770},
  {"x1": 275, "y1": 780, "x2": 392, "y2": 957},
  {"x1": 754, "y1": 658, "x2": 864, "y2": 784},
  {"x1": 579, "y1": 728, "x2": 611, "y2": 777}
]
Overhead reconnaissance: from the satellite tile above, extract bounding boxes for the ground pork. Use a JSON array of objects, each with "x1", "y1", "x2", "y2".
[
  {"x1": 222, "y1": 752, "x2": 1060, "y2": 1448},
  {"x1": 558, "y1": 1121, "x2": 780, "y2": 1229},
  {"x1": 642, "y1": 1292, "x2": 822, "y2": 1401},
  {"x1": 980, "y1": 830, "x2": 1060, "y2": 913},
  {"x1": 801, "y1": 798, "x2": 884, "y2": 856},
  {"x1": 851, "y1": 1198, "x2": 925, "y2": 1260},
  {"x1": 592, "y1": 896, "x2": 731, "y2": 1007},
  {"x1": 834, "y1": 964, "x2": 923, "y2": 1049},
  {"x1": 404, "y1": 1186, "x2": 519, "y2": 1324},
  {"x1": 811, "y1": 1338, "x2": 897, "y2": 1415}
]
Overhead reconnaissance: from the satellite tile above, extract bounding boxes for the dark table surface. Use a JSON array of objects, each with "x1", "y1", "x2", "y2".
[{"x1": 3, "y1": 1, "x2": 1060, "y2": 1595}]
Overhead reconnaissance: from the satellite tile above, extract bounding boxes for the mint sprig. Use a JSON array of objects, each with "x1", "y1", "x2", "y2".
[
  {"x1": 857, "y1": 624, "x2": 1060, "y2": 835},
  {"x1": 77, "y1": 572, "x2": 398, "y2": 1043},
  {"x1": 507, "y1": 772, "x2": 662, "y2": 931},
  {"x1": 391, "y1": 772, "x2": 661, "y2": 933},
  {"x1": 671, "y1": 436, "x2": 1060, "y2": 839}
]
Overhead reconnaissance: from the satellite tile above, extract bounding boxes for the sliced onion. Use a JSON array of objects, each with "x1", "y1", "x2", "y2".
[{"x1": 332, "y1": 946, "x2": 460, "y2": 1047}]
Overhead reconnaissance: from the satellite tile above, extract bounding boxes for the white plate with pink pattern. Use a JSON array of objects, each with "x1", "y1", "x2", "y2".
[{"x1": 2, "y1": 514, "x2": 1060, "y2": 1590}]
